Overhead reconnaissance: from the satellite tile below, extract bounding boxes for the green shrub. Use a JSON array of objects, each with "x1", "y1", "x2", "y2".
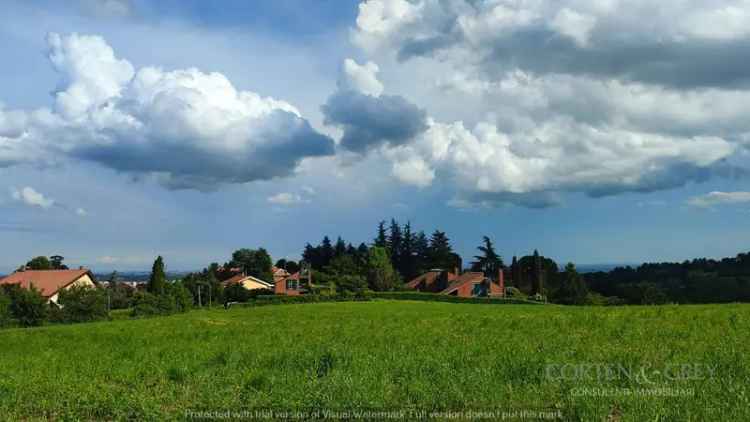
[
  {"x1": 131, "y1": 284, "x2": 197, "y2": 317},
  {"x1": 131, "y1": 291, "x2": 162, "y2": 317},
  {"x1": 223, "y1": 283, "x2": 252, "y2": 303},
  {"x1": 167, "y1": 283, "x2": 193, "y2": 313},
  {"x1": 505, "y1": 286, "x2": 524, "y2": 298},
  {"x1": 56, "y1": 286, "x2": 109, "y2": 323},
  {"x1": 0, "y1": 290, "x2": 12, "y2": 328},
  {"x1": 226, "y1": 293, "x2": 372, "y2": 309},
  {"x1": 156, "y1": 294, "x2": 177, "y2": 314},
  {"x1": 107, "y1": 283, "x2": 136, "y2": 309},
  {"x1": 7, "y1": 285, "x2": 49, "y2": 327}
]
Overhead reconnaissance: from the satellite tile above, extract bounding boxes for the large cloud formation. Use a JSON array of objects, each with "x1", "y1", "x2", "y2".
[
  {"x1": 322, "y1": 58, "x2": 428, "y2": 152},
  {"x1": 346, "y1": 0, "x2": 750, "y2": 206},
  {"x1": 0, "y1": 33, "x2": 334, "y2": 190}
]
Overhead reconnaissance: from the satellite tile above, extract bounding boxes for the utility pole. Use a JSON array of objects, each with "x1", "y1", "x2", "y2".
[{"x1": 197, "y1": 284, "x2": 202, "y2": 307}]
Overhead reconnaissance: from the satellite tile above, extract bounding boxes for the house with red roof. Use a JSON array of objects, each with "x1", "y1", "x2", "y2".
[
  {"x1": 407, "y1": 268, "x2": 505, "y2": 298},
  {"x1": 221, "y1": 273, "x2": 274, "y2": 291},
  {"x1": 274, "y1": 271, "x2": 303, "y2": 296},
  {"x1": 0, "y1": 268, "x2": 97, "y2": 304},
  {"x1": 406, "y1": 268, "x2": 460, "y2": 293}
]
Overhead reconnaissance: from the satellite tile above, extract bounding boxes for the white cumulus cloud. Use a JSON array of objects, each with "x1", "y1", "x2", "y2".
[
  {"x1": 343, "y1": 1, "x2": 750, "y2": 206},
  {"x1": 11, "y1": 187, "x2": 55, "y2": 209},
  {"x1": 0, "y1": 33, "x2": 335, "y2": 190}
]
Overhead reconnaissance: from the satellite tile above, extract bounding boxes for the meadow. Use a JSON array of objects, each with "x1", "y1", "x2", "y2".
[{"x1": 0, "y1": 300, "x2": 748, "y2": 420}]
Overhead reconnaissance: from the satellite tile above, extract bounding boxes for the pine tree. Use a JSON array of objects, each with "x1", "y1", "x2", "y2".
[
  {"x1": 413, "y1": 231, "x2": 429, "y2": 274},
  {"x1": 471, "y1": 236, "x2": 504, "y2": 277},
  {"x1": 374, "y1": 221, "x2": 388, "y2": 248},
  {"x1": 303, "y1": 243, "x2": 321, "y2": 270},
  {"x1": 388, "y1": 219, "x2": 403, "y2": 274},
  {"x1": 148, "y1": 256, "x2": 167, "y2": 295},
  {"x1": 334, "y1": 237, "x2": 347, "y2": 258},
  {"x1": 400, "y1": 222, "x2": 417, "y2": 280},
  {"x1": 558, "y1": 263, "x2": 588, "y2": 305},
  {"x1": 320, "y1": 236, "x2": 334, "y2": 268},
  {"x1": 428, "y1": 230, "x2": 456, "y2": 270}
]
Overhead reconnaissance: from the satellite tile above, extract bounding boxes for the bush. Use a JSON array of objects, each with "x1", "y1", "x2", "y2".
[
  {"x1": 107, "y1": 283, "x2": 136, "y2": 309},
  {"x1": 131, "y1": 291, "x2": 162, "y2": 317},
  {"x1": 56, "y1": 286, "x2": 109, "y2": 323},
  {"x1": 226, "y1": 293, "x2": 371, "y2": 309},
  {"x1": 505, "y1": 287, "x2": 524, "y2": 298},
  {"x1": 167, "y1": 283, "x2": 193, "y2": 313},
  {"x1": 223, "y1": 283, "x2": 252, "y2": 303},
  {"x1": 131, "y1": 283, "x2": 196, "y2": 317},
  {"x1": 7, "y1": 285, "x2": 49, "y2": 327},
  {"x1": 0, "y1": 290, "x2": 13, "y2": 327}
]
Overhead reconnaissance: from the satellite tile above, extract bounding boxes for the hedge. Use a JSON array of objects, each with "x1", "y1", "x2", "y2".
[
  {"x1": 369, "y1": 291, "x2": 546, "y2": 305},
  {"x1": 225, "y1": 291, "x2": 544, "y2": 309},
  {"x1": 226, "y1": 293, "x2": 371, "y2": 308}
]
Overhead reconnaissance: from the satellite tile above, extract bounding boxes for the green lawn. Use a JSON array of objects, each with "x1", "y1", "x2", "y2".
[{"x1": 1, "y1": 301, "x2": 748, "y2": 420}]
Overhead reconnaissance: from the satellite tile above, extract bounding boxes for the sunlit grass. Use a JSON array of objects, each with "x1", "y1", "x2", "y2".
[{"x1": 0, "y1": 301, "x2": 747, "y2": 420}]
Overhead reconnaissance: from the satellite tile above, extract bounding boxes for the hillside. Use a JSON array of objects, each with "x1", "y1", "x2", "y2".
[{"x1": 1, "y1": 301, "x2": 748, "y2": 420}]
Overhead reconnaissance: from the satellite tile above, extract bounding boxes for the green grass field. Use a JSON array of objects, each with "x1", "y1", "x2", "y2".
[{"x1": 1, "y1": 301, "x2": 748, "y2": 420}]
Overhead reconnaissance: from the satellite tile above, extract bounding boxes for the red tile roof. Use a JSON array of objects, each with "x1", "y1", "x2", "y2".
[
  {"x1": 0, "y1": 269, "x2": 94, "y2": 298},
  {"x1": 406, "y1": 269, "x2": 459, "y2": 290},
  {"x1": 441, "y1": 272, "x2": 485, "y2": 295},
  {"x1": 221, "y1": 274, "x2": 273, "y2": 288}
]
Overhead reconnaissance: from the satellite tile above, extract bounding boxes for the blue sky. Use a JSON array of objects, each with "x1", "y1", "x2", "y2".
[{"x1": 2, "y1": 0, "x2": 750, "y2": 273}]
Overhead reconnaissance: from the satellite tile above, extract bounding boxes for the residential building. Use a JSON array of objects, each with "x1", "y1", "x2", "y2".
[
  {"x1": 0, "y1": 268, "x2": 97, "y2": 304},
  {"x1": 274, "y1": 271, "x2": 303, "y2": 296},
  {"x1": 221, "y1": 273, "x2": 273, "y2": 291},
  {"x1": 407, "y1": 268, "x2": 506, "y2": 298}
]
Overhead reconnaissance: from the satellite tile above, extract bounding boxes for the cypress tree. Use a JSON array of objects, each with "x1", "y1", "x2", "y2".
[
  {"x1": 532, "y1": 249, "x2": 543, "y2": 295},
  {"x1": 148, "y1": 256, "x2": 167, "y2": 295},
  {"x1": 510, "y1": 256, "x2": 518, "y2": 286}
]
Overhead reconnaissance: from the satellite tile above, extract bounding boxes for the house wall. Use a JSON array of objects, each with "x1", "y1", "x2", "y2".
[
  {"x1": 455, "y1": 282, "x2": 475, "y2": 298},
  {"x1": 48, "y1": 274, "x2": 96, "y2": 304},
  {"x1": 274, "y1": 278, "x2": 301, "y2": 296},
  {"x1": 489, "y1": 271, "x2": 505, "y2": 297}
]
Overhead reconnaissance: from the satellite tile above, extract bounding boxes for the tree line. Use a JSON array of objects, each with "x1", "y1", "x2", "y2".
[
  {"x1": 585, "y1": 253, "x2": 750, "y2": 304},
  {"x1": 303, "y1": 219, "x2": 462, "y2": 282}
]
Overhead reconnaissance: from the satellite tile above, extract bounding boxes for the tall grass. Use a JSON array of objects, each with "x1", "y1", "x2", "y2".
[{"x1": 0, "y1": 301, "x2": 747, "y2": 420}]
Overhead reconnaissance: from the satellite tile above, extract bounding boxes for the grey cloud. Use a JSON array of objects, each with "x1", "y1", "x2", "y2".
[
  {"x1": 482, "y1": 32, "x2": 750, "y2": 90},
  {"x1": 322, "y1": 90, "x2": 428, "y2": 152},
  {"x1": 389, "y1": 3, "x2": 750, "y2": 90},
  {"x1": 584, "y1": 162, "x2": 745, "y2": 198},
  {"x1": 72, "y1": 111, "x2": 334, "y2": 191},
  {"x1": 453, "y1": 191, "x2": 563, "y2": 209}
]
